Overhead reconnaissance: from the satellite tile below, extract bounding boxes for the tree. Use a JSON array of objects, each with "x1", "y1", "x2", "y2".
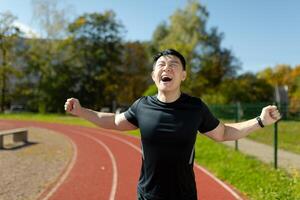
[
  {"x1": 0, "y1": 11, "x2": 22, "y2": 112},
  {"x1": 117, "y1": 41, "x2": 150, "y2": 105},
  {"x1": 21, "y1": 37, "x2": 80, "y2": 113},
  {"x1": 150, "y1": 0, "x2": 240, "y2": 96},
  {"x1": 192, "y1": 27, "x2": 240, "y2": 96},
  {"x1": 21, "y1": 0, "x2": 74, "y2": 112},
  {"x1": 202, "y1": 73, "x2": 273, "y2": 104},
  {"x1": 31, "y1": 0, "x2": 72, "y2": 39},
  {"x1": 232, "y1": 73, "x2": 273, "y2": 103},
  {"x1": 68, "y1": 11, "x2": 125, "y2": 109},
  {"x1": 288, "y1": 65, "x2": 300, "y2": 114},
  {"x1": 257, "y1": 64, "x2": 292, "y2": 87}
]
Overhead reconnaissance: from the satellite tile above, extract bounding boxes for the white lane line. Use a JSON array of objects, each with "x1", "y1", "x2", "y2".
[
  {"x1": 73, "y1": 130, "x2": 118, "y2": 200},
  {"x1": 88, "y1": 129, "x2": 142, "y2": 154},
  {"x1": 84, "y1": 127, "x2": 243, "y2": 200},
  {"x1": 42, "y1": 134, "x2": 78, "y2": 200}
]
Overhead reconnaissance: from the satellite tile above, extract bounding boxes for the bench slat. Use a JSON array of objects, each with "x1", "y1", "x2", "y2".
[
  {"x1": 0, "y1": 128, "x2": 28, "y2": 149},
  {"x1": 0, "y1": 128, "x2": 28, "y2": 136}
]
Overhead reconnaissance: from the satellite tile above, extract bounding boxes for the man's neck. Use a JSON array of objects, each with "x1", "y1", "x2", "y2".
[{"x1": 157, "y1": 90, "x2": 181, "y2": 103}]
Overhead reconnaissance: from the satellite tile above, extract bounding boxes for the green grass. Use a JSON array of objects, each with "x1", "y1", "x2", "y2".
[
  {"x1": 0, "y1": 112, "x2": 96, "y2": 127},
  {"x1": 1, "y1": 113, "x2": 300, "y2": 199}
]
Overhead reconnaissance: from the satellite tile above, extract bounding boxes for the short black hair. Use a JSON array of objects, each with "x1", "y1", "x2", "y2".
[{"x1": 153, "y1": 49, "x2": 186, "y2": 70}]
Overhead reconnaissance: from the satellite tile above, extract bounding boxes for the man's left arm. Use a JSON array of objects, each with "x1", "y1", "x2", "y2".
[{"x1": 204, "y1": 105, "x2": 281, "y2": 142}]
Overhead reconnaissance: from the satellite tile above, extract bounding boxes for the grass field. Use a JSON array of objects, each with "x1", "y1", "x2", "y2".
[
  {"x1": 1, "y1": 113, "x2": 300, "y2": 199},
  {"x1": 0, "y1": 112, "x2": 96, "y2": 127}
]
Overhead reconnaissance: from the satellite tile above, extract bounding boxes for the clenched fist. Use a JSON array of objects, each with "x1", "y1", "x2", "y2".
[
  {"x1": 260, "y1": 105, "x2": 281, "y2": 126},
  {"x1": 64, "y1": 98, "x2": 83, "y2": 116}
]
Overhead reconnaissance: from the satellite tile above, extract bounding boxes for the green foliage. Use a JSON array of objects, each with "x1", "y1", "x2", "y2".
[
  {"x1": 10, "y1": 9, "x2": 152, "y2": 112},
  {"x1": 195, "y1": 27, "x2": 240, "y2": 91},
  {"x1": 200, "y1": 73, "x2": 274, "y2": 105},
  {"x1": 143, "y1": 84, "x2": 157, "y2": 96},
  {"x1": 257, "y1": 65, "x2": 292, "y2": 87},
  {"x1": 221, "y1": 73, "x2": 273, "y2": 103},
  {"x1": 31, "y1": 0, "x2": 71, "y2": 39},
  {"x1": 117, "y1": 42, "x2": 151, "y2": 104},
  {"x1": 201, "y1": 92, "x2": 227, "y2": 104},
  {"x1": 0, "y1": 11, "x2": 23, "y2": 112},
  {"x1": 4, "y1": 0, "x2": 300, "y2": 114},
  {"x1": 152, "y1": 1, "x2": 207, "y2": 58},
  {"x1": 256, "y1": 64, "x2": 300, "y2": 116},
  {"x1": 20, "y1": 37, "x2": 78, "y2": 113},
  {"x1": 68, "y1": 11, "x2": 125, "y2": 109},
  {"x1": 19, "y1": 10, "x2": 127, "y2": 113},
  {"x1": 150, "y1": 1, "x2": 240, "y2": 97}
]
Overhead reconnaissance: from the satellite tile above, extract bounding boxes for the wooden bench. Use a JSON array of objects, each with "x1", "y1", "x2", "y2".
[{"x1": 0, "y1": 128, "x2": 28, "y2": 149}]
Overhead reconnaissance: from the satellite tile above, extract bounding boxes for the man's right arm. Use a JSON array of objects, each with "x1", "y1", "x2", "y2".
[{"x1": 64, "y1": 98, "x2": 138, "y2": 131}]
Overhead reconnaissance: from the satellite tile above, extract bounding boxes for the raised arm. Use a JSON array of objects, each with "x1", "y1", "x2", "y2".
[
  {"x1": 64, "y1": 98, "x2": 137, "y2": 131},
  {"x1": 204, "y1": 105, "x2": 281, "y2": 142}
]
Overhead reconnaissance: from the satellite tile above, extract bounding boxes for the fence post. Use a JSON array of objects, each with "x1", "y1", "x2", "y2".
[
  {"x1": 274, "y1": 102, "x2": 278, "y2": 169},
  {"x1": 235, "y1": 102, "x2": 241, "y2": 151}
]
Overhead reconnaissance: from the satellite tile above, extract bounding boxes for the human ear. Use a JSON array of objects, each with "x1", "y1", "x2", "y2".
[{"x1": 181, "y1": 71, "x2": 187, "y2": 81}]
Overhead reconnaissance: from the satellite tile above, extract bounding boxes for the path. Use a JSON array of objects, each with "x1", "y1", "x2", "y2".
[{"x1": 223, "y1": 138, "x2": 300, "y2": 173}]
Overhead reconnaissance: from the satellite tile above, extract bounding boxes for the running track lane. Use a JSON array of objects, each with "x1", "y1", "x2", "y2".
[{"x1": 1, "y1": 120, "x2": 243, "y2": 200}]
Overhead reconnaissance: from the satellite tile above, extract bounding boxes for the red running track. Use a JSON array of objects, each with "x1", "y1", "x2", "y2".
[{"x1": 0, "y1": 120, "x2": 244, "y2": 200}]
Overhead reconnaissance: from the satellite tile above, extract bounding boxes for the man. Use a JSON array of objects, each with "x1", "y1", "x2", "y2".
[{"x1": 64, "y1": 49, "x2": 281, "y2": 200}]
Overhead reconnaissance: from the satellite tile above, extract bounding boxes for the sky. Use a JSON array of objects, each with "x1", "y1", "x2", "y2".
[{"x1": 1, "y1": 0, "x2": 299, "y2": 73}]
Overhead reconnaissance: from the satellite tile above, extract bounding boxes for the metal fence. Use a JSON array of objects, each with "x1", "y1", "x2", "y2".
[{"x1": 208, "y1": 102, "x2": 298, "y2": 121}]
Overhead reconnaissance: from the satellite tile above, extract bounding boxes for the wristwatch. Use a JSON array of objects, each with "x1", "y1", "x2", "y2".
[{"x1": 256, "y1": 116, "x2": 264, "y2": 128}]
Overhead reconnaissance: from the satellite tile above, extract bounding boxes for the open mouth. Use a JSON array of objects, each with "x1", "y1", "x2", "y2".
[{"x1": 161, "y1": 76, "x2": 173, "y2": 83}]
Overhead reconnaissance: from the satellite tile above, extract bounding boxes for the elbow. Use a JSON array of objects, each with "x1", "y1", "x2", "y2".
[
  {"x1": 208, "y1": 133, "x2": 225, "y2": 142},
  {"x1": 213, "y1": 136, "x2": 225, "y2": 142},
  {"x1": 215, "y1": 130, "x2": 226, "y2": 142},
  {"x1": 206, "y1": 123, "x2": 226, "y2": 142}
]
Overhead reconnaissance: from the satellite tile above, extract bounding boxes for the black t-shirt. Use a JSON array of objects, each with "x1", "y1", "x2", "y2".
[{"x1": 124, "y1": 93, "x2": 220, "y2": 200}]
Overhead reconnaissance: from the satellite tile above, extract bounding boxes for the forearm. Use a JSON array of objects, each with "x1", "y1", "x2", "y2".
[
  {"x1": 223, "y1": 118, "x2": 261, "y2": 141},
  {"x1": 79, "y1": 107, "x2": 117, "y2": 130}
]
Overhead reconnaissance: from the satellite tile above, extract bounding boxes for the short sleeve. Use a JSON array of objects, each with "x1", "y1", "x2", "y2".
[
  {"x1": 124, "y1": 98, "x2": 142, "y2": 127},
  {"x1": 198, "y1": 102, "x2": 220, "y2": 133}
]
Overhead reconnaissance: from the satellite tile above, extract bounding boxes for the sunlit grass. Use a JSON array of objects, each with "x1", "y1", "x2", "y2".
[{"x1": 0, "y1": 112, "x2": 96, "y2": 127}]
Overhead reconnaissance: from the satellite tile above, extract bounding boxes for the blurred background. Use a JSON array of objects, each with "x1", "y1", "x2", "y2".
[
  {"x1": 0, "y1": 0, "x2": 299, "y2": 120},
  {"x1": 1, "y1": 1, "x2": 300, "y2": 199}
]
